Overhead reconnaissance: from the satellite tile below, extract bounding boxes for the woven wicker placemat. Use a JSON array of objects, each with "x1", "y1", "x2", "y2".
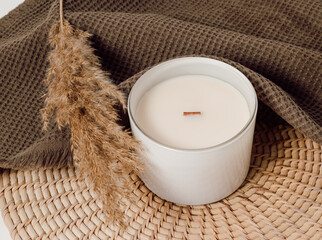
[{"x1": 0, "y1": 124, "x2": 321, "y2": 240}]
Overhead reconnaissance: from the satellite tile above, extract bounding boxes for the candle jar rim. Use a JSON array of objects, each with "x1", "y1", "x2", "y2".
[{"x1": 127, "y1": 56, "x2": 258, "y2": 153}]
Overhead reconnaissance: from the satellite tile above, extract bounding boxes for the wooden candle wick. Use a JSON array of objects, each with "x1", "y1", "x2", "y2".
[{"x1": 183, "y1": 112, "x2": 201, "y2": 116}]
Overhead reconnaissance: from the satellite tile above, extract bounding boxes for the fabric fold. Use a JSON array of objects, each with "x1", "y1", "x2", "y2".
[{"x1": 0, "y1": 0, "x2": 321, "y2": 169}]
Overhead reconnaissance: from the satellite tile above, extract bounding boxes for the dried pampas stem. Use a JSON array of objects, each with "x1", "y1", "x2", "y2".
[
  {"x1": 41, "y1": 2, "x2": 141, "y2": 227},
  {"x1": 59, "y1": 0, "x2": 64, "y2": 29}
]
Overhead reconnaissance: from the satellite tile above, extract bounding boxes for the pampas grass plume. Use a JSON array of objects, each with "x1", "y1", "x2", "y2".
[{"x1": 41, "y1": 20, "x2": 141, "y2": 227}]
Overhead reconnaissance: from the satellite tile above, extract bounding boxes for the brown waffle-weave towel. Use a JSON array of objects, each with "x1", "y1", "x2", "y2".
[{"x1": 0, "y1": 0, "x2": 321, "y2": 169}]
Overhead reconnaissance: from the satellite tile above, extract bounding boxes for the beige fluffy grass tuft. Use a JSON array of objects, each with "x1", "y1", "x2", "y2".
[{"x1": 41, "y1": 20, "x2": 141, "y2": 226}]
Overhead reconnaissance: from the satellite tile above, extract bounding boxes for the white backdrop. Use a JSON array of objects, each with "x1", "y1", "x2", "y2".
[{"x1": 0, "y1": 0, "x2": 25, "y2": 18}]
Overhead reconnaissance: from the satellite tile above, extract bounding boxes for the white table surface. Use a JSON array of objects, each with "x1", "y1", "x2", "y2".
[
  {"x1": 1, "y1": 0, "x2": 26, "y2": 239},
  {"x1": 0, "y1": 211, "x2": 11, "y2": 240}
]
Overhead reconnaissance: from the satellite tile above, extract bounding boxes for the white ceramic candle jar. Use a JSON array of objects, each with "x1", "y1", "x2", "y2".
[{"x1": 128, "y1": 57, "x2": 258, "y2": 205}]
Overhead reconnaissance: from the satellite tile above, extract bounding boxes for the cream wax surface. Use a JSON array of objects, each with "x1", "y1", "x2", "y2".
[{"x1": 135, "y1": 75, "x2": 250, "y2": 149}]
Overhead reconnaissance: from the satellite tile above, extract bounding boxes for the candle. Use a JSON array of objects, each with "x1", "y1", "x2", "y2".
[
  {"x1": 128, "y1": 57, "x2": 257, "y2": 205},
  {"x1": 135, "y1": 75, "x2": 250, "y2": 149}
]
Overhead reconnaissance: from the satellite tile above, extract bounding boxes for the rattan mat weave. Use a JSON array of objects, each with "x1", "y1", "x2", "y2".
[{"x1": 0, "y1": 124, "x2": 321, "y2": 240}]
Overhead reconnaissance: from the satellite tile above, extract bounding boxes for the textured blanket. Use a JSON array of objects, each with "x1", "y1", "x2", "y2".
[{"x1": 0, "y1": 0, "x2": 321, "y2": 169}]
